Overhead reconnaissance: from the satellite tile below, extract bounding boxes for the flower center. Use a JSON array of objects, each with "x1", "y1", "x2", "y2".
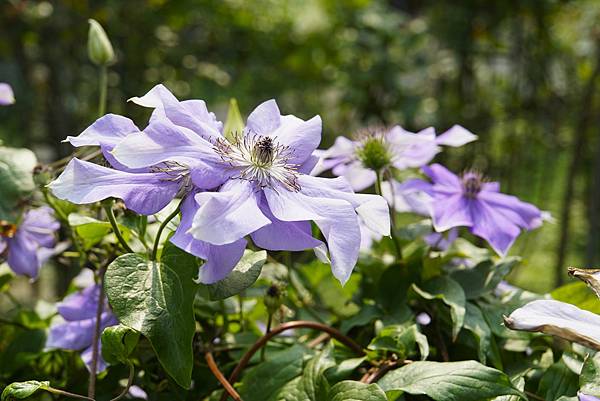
[
  {"x1": 461, "y1": 172, "x2": 483, "y2": 198},
  {"x1": 354, "y1": 127, "x2": 392, "y2": 171},
  {"x1": 214, "y1": 133, "x2": 300, "y2": 191},
  {"x1": 0, "y1": 221, "x2": 17, "y2": 238}
]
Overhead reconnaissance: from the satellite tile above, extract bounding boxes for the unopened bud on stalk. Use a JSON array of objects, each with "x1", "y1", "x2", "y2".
[
  {"x1": 87, "y1": 19, "x2": 115, "y2": 66},
  {"x1": 264, "y1": 283, "x2": 285, "y2": 315}
]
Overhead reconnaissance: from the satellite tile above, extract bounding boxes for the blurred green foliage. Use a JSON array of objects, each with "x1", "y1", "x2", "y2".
[{"x1": 2, "y1": 0, "x2": 600, "y2": 291}]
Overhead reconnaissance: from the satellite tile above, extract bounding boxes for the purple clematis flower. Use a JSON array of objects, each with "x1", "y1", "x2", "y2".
[
  {"x1": 0, "y1": 207, "x2": 59, "y2": 278},
  {"x1": 49, "y1": 85, "x2": 390, "y2": 284},
  {"x1": 312, "y1": 125, "x2": 477, "y2": 191},
  {"x1": 0, "y1": 83, "x2": 15, "y2": 105},
  {"x1": 580, "y1": 393, "x2": 600, "y2": 401},
  {"x1": 46, "y1": 283, "x2": 118, "y2": 372},
  {"x1": 403, "y1": 163, "x2": 542, "y2": 256}
]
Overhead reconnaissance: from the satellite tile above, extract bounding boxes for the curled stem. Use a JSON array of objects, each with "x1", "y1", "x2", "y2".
[
  {"x1": 151, "y1": 202, "x2": 181, "y2": 261},
  {"x1": 218, "y1": 320, "x2": 364, "y2": 401},
  {"x1": 103, "y1": 201, "x2": 134, "y2": 254},
  {"x1": 205, "y1": 352, "x2": 243, "y2": 401},
  {"x1": 108, "y1": 363, "x2": 135, "y2": 401}
]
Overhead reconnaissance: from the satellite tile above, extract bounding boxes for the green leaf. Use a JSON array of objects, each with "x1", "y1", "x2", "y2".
[
  {"x1": 463, "y1": 302, "x2": 494, "y2": 364},
  {"x1": 552, "y1": 281, "x2": 600, "y2": 314},
  {"x1": 101, "y1": 324, "x2": 139, "y2": 365},
  {"x1": 223, "y1": 98, "x2": 245, "y2": 142},
  {"x1": 411, "y1": 276, "x2": 466, "y2": 339},
  {"x1": 328, "y1": 381, "x2": 387, "y2": 401},
  {"x1": 580, "y1": 353, "x2": 600, "y2": 396},
  {"x1": 294, "y1": 347, "x2": 335, "y2": 400},
  {"x1": 0, "y1": 147, "x2": 37, "y2": 223},
  {"x1": 451, "y1": 257, "x2": 519, "y2": 299},
  {"x1": 537, "y1": 360, "x2": 578, "y2": 401},
  {"x1": 378, "y1": 361, "x2": 524, "y2": 401},
  {"x1": 1, "y1": 381, "x2": 49, "y2": 400},
  {"x1": 207, "y1": 250, "x2": 267, "y2": 300},
  {"x1": 369, "y1": 324, "x2": 428, "y2": 360},
  {"x1": 105, "y1": 245, "x2": 199, "y2": 388},
  {"x1": 68, "y1": 214, "x2": 112, "y2": 249},
  {"x1": 238, "y1": 345, "x2": 311, "y2": 401},
  {"x1": 340, "y1": 304, "x2": 383, "y2": 333}
]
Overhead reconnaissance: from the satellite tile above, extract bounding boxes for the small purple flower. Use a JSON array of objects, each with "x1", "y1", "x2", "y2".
[
  {"x1": 312, "y1": 125, "x2": 477, "y2": 191},
  {"x1": 404, "y1": 163, "x2": 542, "y2": 256},
  {"x1": 0, "y1": 207, "x2": 59, "y2": 278},
  {"x1": 46, "y1": 283, "x2": 118, "y2": 372},
  {"x1": 424, "y1": 228, "x2": 459, "y2": 251},
  {"x1": 49, "y1": 85, "x2": 390, "y2": 284},
  {"x1": 0, "y1": 83, "x2": 15, "y2": 105},
  {"x1": 579, "y1": 393, "x2": 600, "y2": 401}
]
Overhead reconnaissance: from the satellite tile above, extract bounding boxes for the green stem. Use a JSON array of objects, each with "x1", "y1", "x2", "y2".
[
  {"x1": 47, "y1": 387, "x2": 94, "y2": 401},
  {"x1": 151, "y1": 203, "x2": 181, "y2": 261},
  {"x1": 103, "y1": 201, "x2": 134, "y2": 254},
  {"x1": 98, "y1": 65, "x2": 108, "y2": 117},
  {"x1": 260, "y1": 313, "x2": 273, "y2": 362},
  {"x1": 375, "y1": 170, "x2": 403, "y2": 261},
  {"x1": 108, "y1": 363, "x2": 135, "y2": 401}
]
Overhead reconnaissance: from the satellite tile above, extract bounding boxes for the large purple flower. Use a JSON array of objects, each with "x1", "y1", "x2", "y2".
[
  {"x1": 49, "y1": 85, "x2": 389, "y2": 284},
  {"x1": 46, "y1": 283, "x2": 118, "y2": 372},
  {"x1": 403, "y1": 163, "x2": 542, "y2": 256},
  {"x1": 312, "y1": 125, "x2": 477, "y2": 191},
  {"x1": 0, "y1": 83, "x2": 15, "y2": 105},
  {"x1": 0, "y1": 207, "x2": 59, "y2": 278}
]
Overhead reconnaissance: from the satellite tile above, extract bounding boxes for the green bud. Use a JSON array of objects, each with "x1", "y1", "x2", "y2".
[
  {"x1": 33, "y1": 164, "x2": 52, "y2": 188},
  {"x1": 264, "y1": 283, "x2": 285, "y2": 315},
  {"x1": 356, "y1": 133, "x2": 391, "y2": 171},
  {"x1": 87, "y1": 19, "x2": 115, "y2": 66}
]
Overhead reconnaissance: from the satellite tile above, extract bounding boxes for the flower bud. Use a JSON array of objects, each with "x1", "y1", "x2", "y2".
[
  {"x1": 33, "y1": 164, "x2": 52, "y2": 188},
  {"x1": 264, "y1": 283, "x2": 285, "y2": 315},
  {"x1": 87, "y1": 19, "x2": 115, "y2": 66},
  {"x1": 356, "y1": 135, "x2": 391, "y2": 171}
]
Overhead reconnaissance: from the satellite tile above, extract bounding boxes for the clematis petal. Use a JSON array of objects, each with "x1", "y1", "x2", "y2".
[
  {"x1": 49, "y1": 158, "x2": 179, "y2": 215},
  {"x1": 47, "y1": 318, "x2": 96, "y2": 351},
  {"x1": 20, "y1": 207, "x2": 59, "y2": 248},
  {"x1": 251, "y1": 197, "x2": 323, "y2": 251},
  {"x1": 264, "y1": 183, "x2": 361, "y2": 284},
  {"x1": 298, "y1": 154, "x2": 320, "y2": 174},
  {"x1": 111, "y1": 119, "x2": 216, "y2": 168},
  {"x1": 64, "y1": 114, "x2": 140, "y2": 149},
  {"x1": 129, "y1": 84, "x2": 222, "y2": 140},
  {"x1": 270, "y1": 114, "x2": 322, "y2": 165},
  {"x1": 195, "y1": 239, "x2": 248, "y2": 284},
  {"x1": 6, "y1": 232, "x2": 40, "y2": 278},
  {"x1": 478, "y1": 190, "x2": 542, "y2": 230},
  {"x1": 579, "y1": 393, "x2": 600, "y2": 401},
  {"x1": 422, "y1": 163, "x2": 462, "y2": 189},
  {"x1": 297, "y1": 175, "x2": 390, "y2": 236},
  {"x1": 469, "y1": 199, "x2": 521, "y2": 256},
  {"x1": 505, "y1": 299, "x2": 600, "y2": 351},
  {"x1": 246, "y1": 99, "x2": 281, "y2": 135},
  {"x1": 170, "y1": 193, "x2": 248, "y2": 281},
  {"x1": 189, "y1": 180, "x2": 270, "y2": 245},
  {"x1": 80, "y1": 342, "x2": 108, "y2": 373},
  {"x1": 0, "y1": 83, "x2": 15, "y2": 105},
  {"x1": 382, "y1": 179, "x2": 433, "y2": 215},
  {"x1": 435, "y1": 125, "x2": 477, "y2": 147},
  {"x1": 57, "y1": 285, "x2": 101, "y2": 321},
  {"x1": 340, "y1": 161, "x2": 377, "y2": 191},
  {"x1": 431, "y1": 194, "x2": 473, "y2": 232}
]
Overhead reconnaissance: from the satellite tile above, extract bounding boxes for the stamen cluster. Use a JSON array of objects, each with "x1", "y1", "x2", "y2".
[{"x1": 214, "y1": 132, "x2": 301, "y2": 191}]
